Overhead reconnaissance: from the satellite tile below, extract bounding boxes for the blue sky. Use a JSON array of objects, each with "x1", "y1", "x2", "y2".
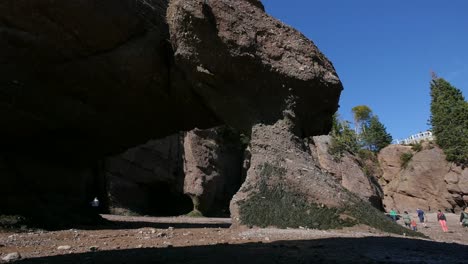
[{"x1": 263, "y1": 1, "x2": 468, "y2": 141}]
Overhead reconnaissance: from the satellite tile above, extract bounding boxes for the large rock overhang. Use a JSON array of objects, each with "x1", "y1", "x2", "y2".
[
  {"x1": 0, "y1": 0, "x2": 342, "y2": 161},
  {"x1": 0, "y1": 0, "x2": 343, "y2": 227}
]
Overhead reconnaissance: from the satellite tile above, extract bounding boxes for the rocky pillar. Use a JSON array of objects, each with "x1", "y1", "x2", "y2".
[
  {"x1": 230, "y1": 118, "x2": 412, "y2": 234},
  {"x1": 183, "y1": 127, "x2": 244, "y2": 216}
]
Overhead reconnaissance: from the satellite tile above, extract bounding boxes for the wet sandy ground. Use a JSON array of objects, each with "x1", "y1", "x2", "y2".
[{"x1": 1, "y1": 213, "x2": 467, "y2": 263}]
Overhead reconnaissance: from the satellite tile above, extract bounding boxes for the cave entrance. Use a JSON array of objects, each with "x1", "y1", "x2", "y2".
[
  {"x1": 105, "y1": 127, "x2": 248, "y2": 218},
  {"x1": 145, "y1": 182, "x2": 193, "y2": 216}
]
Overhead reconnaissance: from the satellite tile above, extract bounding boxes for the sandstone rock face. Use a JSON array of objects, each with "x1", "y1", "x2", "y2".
[
  {"x1": 105, "y1": 134, "x2": 191, "y2": 216},
  {"x1": 183, "y1": 127, "x2": 243, "y2": 216},
  {"x1": 230, "y1": 120, "x2": 410, "y2": 235},
  {"x1": 167, "y1": 0, "x2": 342, "y2": 135},
  {"x1": 309, "y1": 136, "x2": 383, "y2": 209},
  {"x1": 0, "y1": 0, "x2": 342, "y2": 226},
  {"x1": 378, "y1": 145, "x2": 413, "y2": 185},
  {"x1": 378, "y1": 144, "x2": 467, "y2": 213}
]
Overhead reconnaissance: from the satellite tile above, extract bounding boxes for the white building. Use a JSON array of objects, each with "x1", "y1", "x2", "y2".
[{"x1": 393, "y1": 131, "x2": 434, "y2": 145}]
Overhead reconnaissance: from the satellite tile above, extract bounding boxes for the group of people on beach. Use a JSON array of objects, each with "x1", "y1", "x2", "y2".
[{"x1": 388, "y1": 207, "x2": 468, "y2": 232}]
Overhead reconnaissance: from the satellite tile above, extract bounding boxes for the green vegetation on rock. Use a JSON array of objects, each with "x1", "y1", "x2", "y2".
[
  {"x1": 329, "y1": 114, "x2": 359, "y2": 160},
  {"x1": 0, "y1": 215, "x2": 28, "y2": 229},
  {"x1": 239, "y1": 163, "x2": 356, "y2": 229},
  {"x1": 400, "y1": 152, "x2": 413, "y2": 168},
  {"x1": 186, "y1": 210, "x2": 204, "y2": 217},
  {"x1": 238, "y1": 163, "x2": 426, "y2": 238},
  {"x1": 410, "y1": 142, "x2": 423, "y2": 152}
]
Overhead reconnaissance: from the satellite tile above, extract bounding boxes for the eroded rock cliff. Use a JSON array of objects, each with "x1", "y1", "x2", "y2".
[
  {"x1": 229, "y1": 120, "x2": 412, "y2": 235},
  {"x1": 309, "y1": 135, "x2": 383, "y2": 209},
  {"x1": 378, "y1": 143, "x2": 468, "y2": 213}
]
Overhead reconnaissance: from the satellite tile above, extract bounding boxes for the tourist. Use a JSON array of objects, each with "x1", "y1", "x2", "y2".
[
  {"x1": 402, "y1": 211, "x2": 411, "y2": 228},
  {"x1": 91, "y1": 197, "x2": 100, "y2": 208},
  {"x1": 460, "y1": 207, "x2": 468, "y2": 227},
  {"x1": 389, "y1": 208, "x2": 398, "y2": 222},
  {"x1": 416, "y1": 208, "x2": 426, "y2": 227},
  {"x1": 411, "y1": 218, "x2": 418, "y2": 231},
  {"x1": 91, "y1": 197, "x2": 100, "y2": 213},
  {"x1": 437, "y1": 210, "x2": 448, "y2": 232}
]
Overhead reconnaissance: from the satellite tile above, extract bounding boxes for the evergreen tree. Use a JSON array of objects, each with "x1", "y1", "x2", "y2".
[
  {"x1": 361, "y1": 115, "x2": 393, "y2": 152},
  {"x1": 430, "y1": 77, "x2": 468, "y2": 165}
]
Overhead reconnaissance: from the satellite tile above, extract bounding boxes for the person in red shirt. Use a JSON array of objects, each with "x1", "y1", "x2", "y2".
[{"x1": 410, "y1": 219, "x2": 417, "y2": 231}]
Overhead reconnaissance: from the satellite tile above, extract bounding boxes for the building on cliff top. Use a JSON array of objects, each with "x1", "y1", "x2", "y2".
[{"x1": 393, "y1": 131, "x2": 434, "y2": 145}]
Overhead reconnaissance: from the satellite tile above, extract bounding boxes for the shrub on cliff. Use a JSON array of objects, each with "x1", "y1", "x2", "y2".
[
  {"x1": 400, "y1": 152, "x2": 413, "y2": 168},
  {"x1": 329, "y1": 114, "x2": 359, "y2": 160},
  {"x1": 410, "y1": 142, "x2": 423, "y2": 152},
  {"x1": 429, "y1": 77, "x2": 468, "y2": 166}
]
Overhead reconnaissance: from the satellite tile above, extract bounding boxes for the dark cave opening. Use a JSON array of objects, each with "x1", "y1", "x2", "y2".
[
  {"x1": 145, "y1": 182, "x2": 193, "y2": 216},
  {"x1": 104, "y1": 127, "x2": 248, "y2": 218}
]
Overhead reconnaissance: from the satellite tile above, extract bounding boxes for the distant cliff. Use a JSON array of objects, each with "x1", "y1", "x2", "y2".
[
  {"x1": 309, "y1": 136, "x2": 467, "y2": 214},
  {"x1": 378, "y1": 142, "x2": 467, "y2": 213}
]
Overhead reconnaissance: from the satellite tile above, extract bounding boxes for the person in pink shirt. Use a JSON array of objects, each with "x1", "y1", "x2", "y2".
[{"x1": 437, "y1": 210, "x2": 448, "y2": 232}]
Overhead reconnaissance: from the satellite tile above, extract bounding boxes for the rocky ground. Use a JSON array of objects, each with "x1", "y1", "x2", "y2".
[{"x1": 1, "y1": 213, "x2": 467, "y2": 263}]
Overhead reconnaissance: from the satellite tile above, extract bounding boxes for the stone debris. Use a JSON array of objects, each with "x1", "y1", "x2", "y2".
[
  {"x1": 156, "y1": 232, "x2": 166, "y2": 238},
  {"x1": 57, "y1": 245, "x2": 72, "y2": 250},
  {"x1": 2, "y1": 252, "x2": 21, "y2": 262}
]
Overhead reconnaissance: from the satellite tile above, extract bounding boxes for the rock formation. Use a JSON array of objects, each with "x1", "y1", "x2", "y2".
[
  {"x1": 309, "y1": 136, "x2": 383, "y2": 209},
  {"x1": 183, "y1": 127, "x2": 244, "y2": 216},
  {"x1": 7, "y1": 0, "x2": 419, "y2": 233},
  {"x1": 105, "y1": 134, "x2": 190, "y2": 216},
  {"x1": 229, "y1": 120, "x2": 412, "y2": 235},
  {"x1": 167, "y1": 0, "x2": 341, "y2": 135},
  {"x1": 106, "y1": 127, "x2": 244, "y2": 217},
  {"x1": 378, "y1": 143, "x2": 468, "y2": 213}
]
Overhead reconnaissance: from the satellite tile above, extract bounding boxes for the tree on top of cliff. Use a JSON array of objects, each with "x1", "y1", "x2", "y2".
[
  {"x1": 349, "y1": 105, "x2": 392, "y2": 153},
  {"x1": 331, "y1": 107, "x2": 392, "y2": 157},
  {"x1": 361, "y1": 115, "x2": 393, "y2": 152},
  {"x1": 429, "y1": 77, "x2": 468, "y2": 166},
  {"x1": 352, "y1": 105, "x2": 372, "y2": 134}
]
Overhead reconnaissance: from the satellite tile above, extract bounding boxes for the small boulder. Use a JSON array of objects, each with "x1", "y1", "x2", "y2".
[
  {"x1": 57, "y1": 245, "x2": 72, "y2": 250},
  {"x1": 2, "y1": 252, "x2": 21, "y2": 262}
]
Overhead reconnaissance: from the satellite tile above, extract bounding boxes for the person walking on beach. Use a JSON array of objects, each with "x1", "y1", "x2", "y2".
[
  {"x1": 389, "y1": 208, "x2": 398, "y2": 222},
  {"x1": 410, "y1": 218, "x2": 418, "y2": 231},
  {"x1": 460, "y1": 207, "x2": 468, "y2": 228},
  {"x1": 402, "y1": 211, "x2": 411, "y2": 228},
  {"x1": 437, "y1": 210, "x2": 448, "y2": 232},
  {"x1": 416, "y1": 208, "x2": 426, "y2": 227}
]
